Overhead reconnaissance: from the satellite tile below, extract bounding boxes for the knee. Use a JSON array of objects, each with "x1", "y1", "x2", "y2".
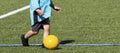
[{"x1": 44, "y1": 26, "x2": 50, "y2": 31}]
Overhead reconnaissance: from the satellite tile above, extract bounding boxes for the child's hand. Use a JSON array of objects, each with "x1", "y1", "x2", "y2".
[
  {"x1": 36, "y1": 9, "x2": 44, "y2": 16},
  {"x1": 54, "y1": 6, "x2": 61, "y2": 12}
]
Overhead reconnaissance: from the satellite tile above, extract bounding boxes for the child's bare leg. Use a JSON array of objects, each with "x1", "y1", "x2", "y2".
[
  {"x1": 24, "y1": 30, "x2": 38, "y2": 39},
  {"x1": 43, "y1": 25, "x2": 50, "y2": 40}
]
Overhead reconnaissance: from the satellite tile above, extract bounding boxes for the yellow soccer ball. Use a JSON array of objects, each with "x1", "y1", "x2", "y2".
[{"x1": 43, "y1": 35, "x2": 59, "y2": 49}]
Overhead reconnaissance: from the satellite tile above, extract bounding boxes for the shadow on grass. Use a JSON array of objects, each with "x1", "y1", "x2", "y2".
[
  {"x1": 59, "y1": 40, "x2": 75, "y2": 44},
  {"x1": 51, "y1": 40, "x2": 75, "y2": 50}
]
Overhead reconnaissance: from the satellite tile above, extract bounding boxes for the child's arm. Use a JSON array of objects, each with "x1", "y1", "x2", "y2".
[
  {"x1": 35, "y1": 9, "x2": 44, "y2": 16},
  {"x1": 50, "y1": 1, "x2": 61, "y2": 11}
]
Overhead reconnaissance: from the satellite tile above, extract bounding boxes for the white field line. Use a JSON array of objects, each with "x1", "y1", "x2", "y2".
[
  {"x1": 0, "y1": 44, "x2": 120, "y2": 46},
  {"x1": 0, "y1": 5, "x2": 30, "y2": 19}
]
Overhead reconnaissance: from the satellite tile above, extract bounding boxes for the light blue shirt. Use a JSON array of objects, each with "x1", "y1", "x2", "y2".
[{"x1": 30, "y1": 0, "x2": 52, "y2": 25}]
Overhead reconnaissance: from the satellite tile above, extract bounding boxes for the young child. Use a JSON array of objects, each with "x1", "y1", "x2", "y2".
[{"x1": 21, "y1": 0, "x2": 61, "y2": 46}]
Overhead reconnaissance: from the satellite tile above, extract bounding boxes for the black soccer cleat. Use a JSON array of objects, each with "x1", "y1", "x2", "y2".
[
  {"x1": 42, "y1": 43, "x2": 45, "y2": 48},
  {"x1": 21, "y1": 34, "x2": 29, "y2": 46}
]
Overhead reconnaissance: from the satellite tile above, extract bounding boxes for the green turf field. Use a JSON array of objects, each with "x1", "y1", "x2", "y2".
[{"x1": 1, "y1": 0, "x2": 120, "y2": 53}]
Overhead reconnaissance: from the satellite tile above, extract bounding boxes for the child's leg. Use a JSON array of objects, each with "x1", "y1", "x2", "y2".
[
  {"x1": 21, "y1": 22, "x2": 41, "y2": 46},
  {"x1": 43, "y1": 25, "x2": 50, "y2": 40},
  {"x1": 24, "y1": 30, "x2": 38, "y2": 39},
  {"x1": 24, "y1": 22, "x2": 42, "y2": 39},
  {"x1": 21, "y1": 30, "x2": 38, "y2": 46}
]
